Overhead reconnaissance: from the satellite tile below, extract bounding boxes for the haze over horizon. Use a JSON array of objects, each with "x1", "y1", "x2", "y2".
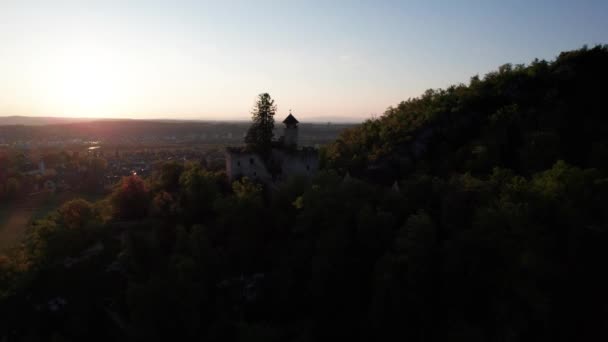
[{"x1": 0, "y1": 0, "x2": 607, "y2": 121}]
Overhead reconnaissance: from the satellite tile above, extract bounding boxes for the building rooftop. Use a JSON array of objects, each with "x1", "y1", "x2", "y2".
[{"x1": 283, "y1": 114, "x2": 299, "y2": 125}]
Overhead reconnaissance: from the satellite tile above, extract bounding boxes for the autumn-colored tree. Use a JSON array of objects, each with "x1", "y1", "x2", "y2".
[{"x1": 111, "y1": 175, "x2": 150, "y2": 220}]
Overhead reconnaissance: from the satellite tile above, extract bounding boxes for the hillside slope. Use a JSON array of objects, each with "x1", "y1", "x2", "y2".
[{"x1": 325, "y1": 45, "x2": 608, "y2": 181}]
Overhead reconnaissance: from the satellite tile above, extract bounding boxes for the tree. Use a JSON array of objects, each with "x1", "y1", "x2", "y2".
[
  {"x1": 58, "y1": 199, "x2": 94, "y2": 230},
  {"x1": 232, "y1": 177, "x2": 262, "y2": 201},
  {"x1": 179, "y1": 166, "x2": 220, "y2": 221},
  {"x1": 245, "y1": 93, "x2": 276, "y2": 154},
  {"x1": 151, "y1": 191, "x2": 177, "y2": 218},
  {"x1": 157, "y1": 161, "x2": 185, "y2": 192},
  {"x1": 111, "y1": 175, "x2": 150, "y2": 220}
]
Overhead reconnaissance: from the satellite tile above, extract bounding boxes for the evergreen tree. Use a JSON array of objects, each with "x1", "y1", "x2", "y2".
[{"x1": 245, "y1": 93, "x2": 276, "y2": 154}]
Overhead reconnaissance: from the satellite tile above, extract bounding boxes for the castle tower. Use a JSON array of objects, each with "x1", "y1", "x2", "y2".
[{"x1": 283, "y1": 111, "x2": 299, "y2": 147}]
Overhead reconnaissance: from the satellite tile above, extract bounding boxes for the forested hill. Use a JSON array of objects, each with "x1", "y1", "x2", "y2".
[
  {"x1": 325, "y1": 45, "x2": 608, "y2": 181},
  {"x1": 1, "y1": 46, "x2": 608, "y2": 341}
]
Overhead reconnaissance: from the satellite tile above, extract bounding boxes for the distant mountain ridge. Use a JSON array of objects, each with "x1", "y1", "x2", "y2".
[
  {"x1": 0, "y1": 116, "x2": 94, "y2": 126},
  {"x1": 0, "y1": 115, "x2": 363, "y2": 127}
]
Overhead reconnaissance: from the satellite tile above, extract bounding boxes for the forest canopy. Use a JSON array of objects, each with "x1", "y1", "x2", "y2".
[{"x1": 324, "y1": 45, "x2": 608, "y2": 181}]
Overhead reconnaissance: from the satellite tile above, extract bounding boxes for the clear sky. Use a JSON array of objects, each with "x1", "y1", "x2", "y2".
[{"x1": 0, "y1": 0, "x2": 606, "y2": 121}]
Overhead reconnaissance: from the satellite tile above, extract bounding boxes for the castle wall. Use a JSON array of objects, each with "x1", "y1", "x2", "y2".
[
  {"x1": 225, "y1": 151, "x2": 272, "y2": 183},
  {"x1": 226, "y1": 147, "x2": 319, "y2": 185},
  {"x1": 284, "y1": 126, "x2": 298, "y2": 147},
  {"x1": 279, "y1": 151, "x2": 318, "y2": 180}
]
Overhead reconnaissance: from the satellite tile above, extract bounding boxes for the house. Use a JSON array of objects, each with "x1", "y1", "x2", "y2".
[{"x1": 225, "y1": 112, "x2": 319, "y2": 184}]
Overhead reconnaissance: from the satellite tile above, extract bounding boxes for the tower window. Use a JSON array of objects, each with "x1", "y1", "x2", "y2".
[
  {"x1": 306, "y1": 165, "x2": 310, "y2": 171},
  {"x1": 250, "y1": 158, "x2": 255, "y2": 165},
  {"x1": 237, "y1": 161, "x2": 241, "y2": 167}
]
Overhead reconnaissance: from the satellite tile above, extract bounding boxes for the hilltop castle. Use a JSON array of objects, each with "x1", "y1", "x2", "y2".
[{"x1": 225, "y1": 112, "x2": 319, "y2": 184}]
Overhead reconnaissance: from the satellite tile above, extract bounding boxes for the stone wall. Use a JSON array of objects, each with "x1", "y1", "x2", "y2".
[
  {"x1": 225, "y1": 151, "x2": 272, "y2": 183},
  {"x1": 225, "y1": 147, "x2": 319, "y2": 184}
]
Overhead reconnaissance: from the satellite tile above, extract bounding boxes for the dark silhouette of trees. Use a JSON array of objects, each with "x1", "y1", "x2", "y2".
[
  {"x1": 111, "y1": 174, "x2": 149, "y2": 220},
  {"x1": 245, "y1": 93, "x2": 276, "y2": 154},
  {"x1": 58, "y1": 199, "x2": 94, "y2": 230},
  {"x1": 324, "y1": 45, "x2": 608, "y2": 182}
]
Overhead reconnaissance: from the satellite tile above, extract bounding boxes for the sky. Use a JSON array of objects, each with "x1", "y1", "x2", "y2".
[{"x1": 0, "y1": 1, "x2": 607, "y2": 122}]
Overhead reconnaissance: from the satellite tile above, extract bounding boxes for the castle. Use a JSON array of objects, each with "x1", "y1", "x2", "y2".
[{"x1": 225, "y1": 112, "x2": 319, "y2": 184}]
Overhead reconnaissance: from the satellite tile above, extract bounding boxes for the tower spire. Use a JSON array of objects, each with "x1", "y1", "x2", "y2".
[{"x1": 282, "y1": 111, "x2": 299, "y2": 147}]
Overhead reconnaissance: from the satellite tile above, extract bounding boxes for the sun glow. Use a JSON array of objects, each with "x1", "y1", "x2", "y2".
[{"x1": 34, "y1": 45, "x2": 132, "y2": 118}]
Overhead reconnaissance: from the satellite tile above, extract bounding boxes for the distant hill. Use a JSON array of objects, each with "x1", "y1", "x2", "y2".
[
  {"x1": 305, "y1": 116, "x2": 364, "y2": 124},
  {"x1": 0, "y1": 115, "x2": 363, "y2": 127},
  {"x1": 0, "y1": 118, "x2": 355, "y2": 146},
  {"x1": 0, "y1": 116, "x2": 95, "y2": 126}
]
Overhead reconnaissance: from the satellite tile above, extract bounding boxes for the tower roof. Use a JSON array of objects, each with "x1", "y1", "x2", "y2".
[{"x1": 283, "y1": 113, "x2": 299, "y2": 125}]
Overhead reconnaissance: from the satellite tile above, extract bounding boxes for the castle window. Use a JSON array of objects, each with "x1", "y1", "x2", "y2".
[
  {"x1": 250, "y1": 158, "x2": 255, "y2": 165},
  {"x1": 306, "y1": 165, "x2": 310, "y2": 171},
  {"x1": 237, "y1": 161, "x2": 241, "y2": 167},
  {"x1": 253, "y1": 171, "x2": 257, "y2": 177}
]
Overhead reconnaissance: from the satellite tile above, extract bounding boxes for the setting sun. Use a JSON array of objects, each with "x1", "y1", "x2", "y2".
[{"x1": 34, "y1": 45, "x2": 129, "y2": 118}]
